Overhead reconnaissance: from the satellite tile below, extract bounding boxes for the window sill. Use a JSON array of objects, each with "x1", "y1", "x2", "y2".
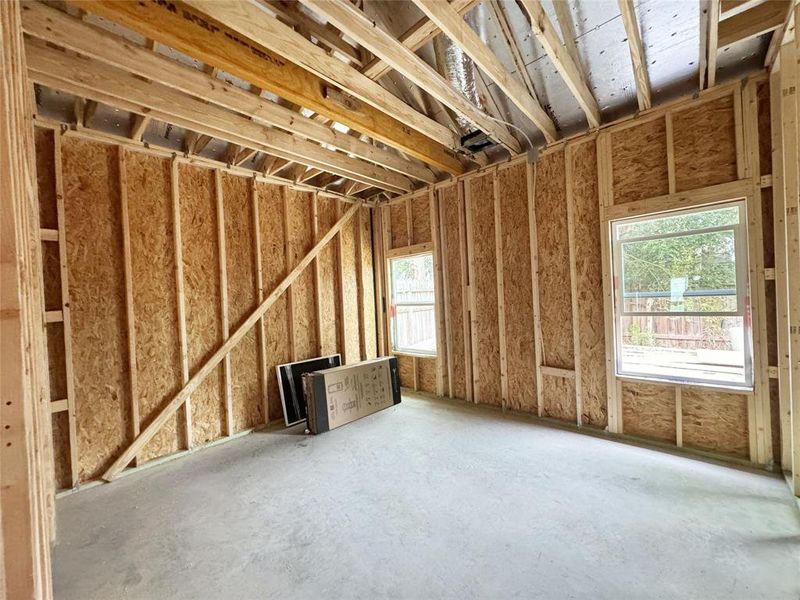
[
  {"x1": 615, "y1": 374, "x2": 754, "y2": 395},
  {"x1": 392, "y1": 351, "x2": 437, "y2": 360}
]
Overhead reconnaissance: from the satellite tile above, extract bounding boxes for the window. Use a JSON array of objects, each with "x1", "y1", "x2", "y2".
[
  {"x1": 610, "y1": 201, "x2": 752, "y2": 388},
  {"x1": 388, "y1": 252, "x2": 436, "y2": 355}
]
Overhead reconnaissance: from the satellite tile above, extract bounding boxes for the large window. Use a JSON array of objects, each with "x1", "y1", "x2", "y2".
[
  {"x1": 388, "y1": 252, "x2": 436, "y2": 355},
  {"x1": 610, "y1": 201, "x2": 752, "y2": 388}
]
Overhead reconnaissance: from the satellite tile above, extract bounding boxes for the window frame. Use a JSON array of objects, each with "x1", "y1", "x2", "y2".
[
  {"x1": 387, "y1": 249, "x2": 438, "y2": 357},
  {"x1": 610, "y1": 200, "x2": 753, "y2": 389}
]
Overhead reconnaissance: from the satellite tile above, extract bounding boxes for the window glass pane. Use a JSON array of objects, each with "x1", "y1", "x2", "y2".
[
  {"x1": 621, "y1": 229, "x2": 737, "y2": 313},
  {"x1": 619, "y1": 315, "x2": 746, "y2": 385},
  {"x1": 616, "y1": 205, "x2": 739, "y2": 240},
  {"x1": 390, "y1": 253, "x2": 436, "y2": 355}
]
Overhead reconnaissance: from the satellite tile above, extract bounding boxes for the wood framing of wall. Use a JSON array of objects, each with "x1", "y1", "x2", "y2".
[
  {"x1": 33, "y1": 123, "x2": 377, "y2": 491},
  {"x1": 380, "y1": 75, "x2": 787, "y2": 470}
]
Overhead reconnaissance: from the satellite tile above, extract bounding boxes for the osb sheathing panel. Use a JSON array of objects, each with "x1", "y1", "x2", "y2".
[
  {"x1": 51, "y1": 412, "x2": 71, "y2": 490},
  {"x1": 222, "y1": 174, "x2": 262, "y2": 431},
  {"x1": 126, "y1": 152, "x2": 182, "y2": 460},
  {"x1": 468, "y1": 173, "x2": 501, "y2": 406},
  {"x1": 766, "y1": 279, "x2": 777, "y2": 366},
  {"x1": 497, "y1": 163, "x2": 536, "y2": 413},
  {"x1": 256, "y1": 182, "x2": 291, "y2": 423},
  {"x1": 541, "y1": 375, "x2": 577, "y2": 422},
  {"x1": 317, "y1": 197, "x2": 340, "y2": 356},
  {"x1": 761, "y1": 188, "x2": 775, "y2": 269},
  {"x1": 681, "y1": 388, "x2": 749, "y2": 458},
  {"x1": 757, "y1": 82, "x2": 771, "y2": 176},
  {"x1": 418, "y1": 357, "x2": 437, "y2": 394},
  {"x1": 396, "y1": 354, "x2": 414, "y2": 388},
  {"x1": 179, "y1": 164, "x2": 225, "y2": 445},
  {"x1": 611, "y1": 117, "x2": 668, "y2": 205},
  {"x1": 62, "y1": 138, "x2": 131, "y2": 480},
  {"x1": 673, "y1": 95, "x2": 738, "y2": 192},
  {"x1": 35, "y1": 127, "x2": 57, "y2": 229},
  {"x1": 389, "y1": 201, "x2": 408, "y2": 249},
  {"x1": 341, "y1": 210, "x2": 361, "y2": 364},
  {"x1": 41, "y1": 241, "x2": 62, "y2": 311},
  {"x1": 410, "y1": 194, "x2": 431, "y2": 244},
  {"x1": 570, "y1": 142, "x2": 608, "y2": 428},
  {"x1": 46, "y1": 323, "x2": 67, "y2": 401},
  {"x1": 287, "y1": 190, "x2": 318, "y2": 361},
  {"x1": 621, "y1": 380, "x2": 676, "y2": 443},
  {"x1": 440, "y1": 187, "x2": 466, "y2": 400},
  {"x1": 769, "y1": 379, "x2": 781, "y2": 465},
  {"x1": 534, "y1": 151, "x2": 574, "y2": 370},
  {"x1": 359, "y1": 207, "x2": 377, "y2": 359}
]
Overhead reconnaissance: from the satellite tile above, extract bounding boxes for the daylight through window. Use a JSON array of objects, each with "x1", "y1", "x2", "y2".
[
  {"x1": 389, "y1": 252, "x2": 436, "y2": 356},
  {"x1": 610, "y1": 201, "x2": 752, "y2": 388}
]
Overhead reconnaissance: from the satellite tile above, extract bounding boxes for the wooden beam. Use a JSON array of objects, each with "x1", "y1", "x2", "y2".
[
  {"x1": 487, "y1": 0, "x2": 537, "y2": 99},
  {"x1": 552, "y1": 1, "x2": 586, "y2": 83},
  {"x1": 412, "y1": 0, "x2": 559, "y2": 143},
  {"x1": 302, "y1": 0, "x2": 525, "y2": 152},
  {"x1": 129, "y1": 113, "x2": 150, "y2": 141},
  {"x1": 618, "y1": 0, "x2": 652, "y2": 111},
  {"x1": 718, "y1": 0, "x2": 790, "y2": 48},
  {"x1": 564, "y1": 145, "x2": 583, "y2": 426},
  {"x1": 517, "y1": 0, "x2": 602, "y2": 128},
  {"x1": 252, "y1": 179, "x2": 269, "y2": 422},
  {"x1": 25, "y1": 40, "x2": 414, "y2": 194},
  {"x1": 721, "y1": 0, "x2": 768, "y2": 19},
  {"x1": 361, "y1": 0, "x2": 478, "y2": 80},
  {"x1": 214, "y1": 170, "x2": 234, "y2": 437},
  {"x1": 492, "y1": 172, "x2": 509, "y2": 407},
  {"x1": 22, "y1": 3, "x2": 438, "y2": 185},
  {"x1": 764, "y1": 1, "x2": 795, "y2": 67},
  {"x1": 527, "y1": 160, "x2": 544, "y2": 417},
  {"x1": 66, "y1": 1, "x2": 463, "y2": 174},
  {"x1": 707, "y1": 0, "x2": 722, "y2": 88},
  {"x1": 101, "y1": 202, "x2": 362, "y2": 481},
  {"x1": 457, "y1": 181, "x2": 472, "y2": 403}
]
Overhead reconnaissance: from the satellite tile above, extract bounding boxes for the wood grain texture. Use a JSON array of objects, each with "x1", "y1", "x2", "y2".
[
  {"x1": 611, "y1": 117, "x2": 669, "y2": 204},
  {"x1": 621, "y1": 380, "x2": 676, "y2": 443},
  {"x1": 222, "y1": 173, "x2": 262, "y2": 431},
  {"x1": 51, "y1": 412, "x2": 71, "y2": 490},
  {"x1": 179, "y1": 164, "x2": 225, "y2": 445},
  {"x1": 681, "y1": 388, "x2": 749, "y2": 458},
  {"x1": 410, "y1": 194, "x2": 431, "y2": 244},
  {"x1": 440, "y1": 186, "x2": 466, "y2": 400},
  {"x1": 757, "y1": 81, "x2": 772, "y2": 176},
  {"x1": 341, "y1": 209, "x2": 361, "y2": 363},
  {"x1": 389, "y1": 201, "x2": 408, "y2": 248},
  {"x1": 41, "y1": 240, "x2": 61, "y2": 311},
  {"x1": 359, "y1": 207, "x2": 377, "y2": 359},
  {"x1": 256, "y1": 182, "x2": 291, "y2": 423},
  {"x1": 35, "y1": 126, "x2": 57, "y2": 229},
  {"x1": 534, "y1": 150, "x2": 574, "y2": 370},
  {"x1": 45, "y1": 323, "x2": 67, "y2": 402},
  {"x1": 396, "y1": 354, "x2": 414, "y2": 388},
  {"x1": 469, "y1": 173, "x2": 501, "y2": 406},
  {"x1": 317, "y1": 196, "x2": 340, "y2": 356},
  {"x1": 570, "y1": 141, "x2": 607, "y2": 428},
  {"x1": 541, "y1": 375, "x2": 577, "y2": 422},
  {"x1": 417, "y1": 357, "x2": 437, "y2": 394},
  {"x1": 126, "y1": 152, "x2": 183, "y2": 460},
  {"x1": 62, "y1": 138, "x2": 130, "y2": 480},
  {"x1": 673, "y1": 95, "x2": 738, "y2": 192},
  {"x1": 497, "y1": 163, "x2": 536, "y2": 413},
  {"x1": 287, "y1": 189, "x2": 318, "y2": 361}
]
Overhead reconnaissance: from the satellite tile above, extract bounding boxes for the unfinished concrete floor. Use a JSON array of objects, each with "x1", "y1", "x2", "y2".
[{"x1": 54, "y1": 394, "x2": 799, "y2": 599}]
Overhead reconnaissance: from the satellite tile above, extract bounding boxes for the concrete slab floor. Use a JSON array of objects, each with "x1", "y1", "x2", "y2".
[{"x1": 54, "y1": 394, "x2": 800, "y2": 599}]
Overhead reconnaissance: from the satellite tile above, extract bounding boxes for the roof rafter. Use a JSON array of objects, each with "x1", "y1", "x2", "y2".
[
  {"x1": 718, "y1": 0, "x2": 791, "y2": 48},
  {"x1": 303, "y1": 0, "x2": 525, "y2": 151},
  {"x1": 411, "y1": 0, "x2": 559, "y2": 142},
  {"x1": 618, "y1": 0, "x2": 652, "y2": 111},
  {"x1": 517, "y1": 0, "x2": 601, "y2": 128}
]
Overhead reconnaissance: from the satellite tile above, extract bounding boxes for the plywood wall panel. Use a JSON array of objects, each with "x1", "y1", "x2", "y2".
[
  {"x1": 769, "y1": 379, "x2": 781, "y2": 464},
  {"x1": 62, "y1": 138, "x2": 130, "y2": 480},
  {"x1": 757, "y1": 82, "x2": 771, "y2": 176},
  {"x1": 418, "y1": 357, "x2": 437, "y2": 394},
  {"x1": 681, "y1": 389, "x2": 749, "y2": 458},
  {"x1": 497, "y1": 163, "x2": 536, "y2": 413},
  {"x1": 673, "y1": 95, "x2": 738, "y2": 192},
  {"x1": 41, "y1": 241, "x2": 61, "y2": 311},
  {"x1": 35, "y1": 127, "x2": 57, "y2": 229},
  {"x1": 611, "y1": 118, "x2": 669, "y2": 204},
  {"x1": 46, "y1": 323, "x2": 67, "y2": 401},
  {"x1": 256, "y1": 182, "x2": 291, "y2": 423},
  {"x1": 440, "y1": 186, "x2": 466, "y2": 400},
  {"x1": 570, "y1": 142, "x2": 607, "y2": 428},
  {"x1": 51, "y1": 412, "x2": 71, "y2": 490},
  {"x1": 341, "y1": 209, "x2": 361, "y2": 363},
  {"x1": 287, "y1": 190, "x2": 318, "y2": 361},
  {"x1": 468, "y1": 173, "x2": 501, "y2": 406},
  {"x1": 395, "y1": 354, "x2": 413, "y2": 388},
  {"x1": 621, "y1": 381, "x2": 676, "y2": 443},
  {"x1": 317, "y1": 197, "x2": 340, "y2": 356},
  {"x1": 126, "y1": 152, "x2": 182, "y2": 460},
  {"x1": 360, "y1": 207, "x2": 377, "y2": 359},
  {"x1": 389, "y1": 201, "x2": 408, "y2": 249},
  {"x1": 534, "y1": 151, "x2": 574, "y2": 370},
  {"x1": 179, "y1": 164, "x2": 225, "y2": 445},
  {"x1": 541, "y1": 376, "x2": 577, "y2": 422},
  {"x1": 222, "y1": 174, "x2": 262, "y2": 431},
  {"x1": 410, "y1": 194, "x2": 431, "y2": 244}
]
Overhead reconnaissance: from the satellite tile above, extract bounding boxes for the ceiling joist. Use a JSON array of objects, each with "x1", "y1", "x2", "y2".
[
  {"x1": 411, "y1": 0, "x2": 558, "y2": 143},
  {"x1": 718, "y1": 0, "x2": 791, "y2": 48},
  {"x1": 68, "y1": 0, "x2": 464, "y2": 175},
  {"x1": 617, "y1": 0, "x2": 652, "y2": 111},
  {"x1": 303, "y1": 0, "x2": 523, "y2": 153}
]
